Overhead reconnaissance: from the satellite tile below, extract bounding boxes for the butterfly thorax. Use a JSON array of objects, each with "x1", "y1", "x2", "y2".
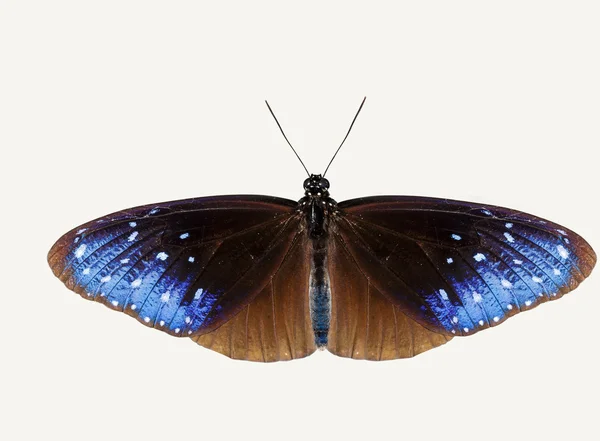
[{"x1": 299, "y1": 174, "x2": 337, "y2": 239}]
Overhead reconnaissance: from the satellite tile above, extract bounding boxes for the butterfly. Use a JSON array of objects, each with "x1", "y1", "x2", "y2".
[{"x1": 48, "y1": 98, "x2": 596, "y2": 362}]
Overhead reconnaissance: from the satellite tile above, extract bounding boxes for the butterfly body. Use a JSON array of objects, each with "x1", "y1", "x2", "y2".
[
  {"x1": 299, "y1": 174, "x2": 336, "y2": 347},
  {"x1": 48, "y1": 175, "x2": 596, "y2": 362}
]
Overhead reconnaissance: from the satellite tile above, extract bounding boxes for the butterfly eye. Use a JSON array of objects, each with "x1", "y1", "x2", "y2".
[{"x1": 319, "y1": 177, "x2": 330, "y2": 189}]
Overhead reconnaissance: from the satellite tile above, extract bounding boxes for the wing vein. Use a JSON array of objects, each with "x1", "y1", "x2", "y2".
[
  {"x1": 477, "y1": 230, "x2": 555, "y2": 301},
  {"x1": 336, "y1": 218, "x2": 444, "y2": 328},
  {"x1": 270, "y1": 280, "x2": 279, "y2": 360},
  {"x1": 94, "y1": 238, "x2": 161, "y2": 300},
  {"x1": 508, "y1": 228, "x2": 584, "y2": 283}
]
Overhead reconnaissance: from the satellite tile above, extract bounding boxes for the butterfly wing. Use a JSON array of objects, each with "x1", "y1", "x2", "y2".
[
  {"x1": 327, "y1": 196, "x2": 596, "y2": 360},
  {"x1": 192, "y1": 233, "x2": 316, "y2": 361},
  {"x1": 327, "y1": 234, "x2": 452, "y2": 360},
  {"x1": 48, "y1": 196, "x2": 315, "y2": 359}
]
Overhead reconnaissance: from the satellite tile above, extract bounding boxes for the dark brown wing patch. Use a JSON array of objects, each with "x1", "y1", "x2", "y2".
[
  {"x1": 327, "y1": 234, "x2": 451, "y2": 360},
  {"x1": 192, "y1": 234, "x2": 316, "y2": 362}
]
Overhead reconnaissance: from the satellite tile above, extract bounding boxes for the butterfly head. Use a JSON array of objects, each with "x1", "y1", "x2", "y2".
[{"x1": 304, "y1": 174, "x2": 330, "y2": 197}]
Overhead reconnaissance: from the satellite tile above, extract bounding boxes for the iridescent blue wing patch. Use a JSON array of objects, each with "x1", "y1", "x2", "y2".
[
  {"x1": 334, "y1": 196, "x2": 596, "y2": 337},
  {"x1": 48, "y1": 196, "x2": 303, "y2": 337}
]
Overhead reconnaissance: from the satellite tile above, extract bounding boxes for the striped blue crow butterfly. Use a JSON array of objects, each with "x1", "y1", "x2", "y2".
[{"x1": 48, "y1": 98, "x2": 596, "y2": 362}]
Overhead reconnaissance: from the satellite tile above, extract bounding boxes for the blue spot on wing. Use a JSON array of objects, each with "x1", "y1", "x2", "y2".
[
  {"x1": 416, "y1": 216, "x2": 594, "y2": 336},
  {"x1": 478, "y1": 225, "x2": 573, "y2": 293},
  {"x1": 72, "y1": 231, "x2": 161, "y2": 296},
  {"x1": 49, "y1": 216, "x2": 229, "y2": 336}
]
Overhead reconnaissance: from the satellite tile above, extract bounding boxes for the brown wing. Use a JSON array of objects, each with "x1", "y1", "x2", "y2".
[
  {"x1": 327, "y1": 233, "x2": 451, "y2": 361},
  {"x1": 192, "y1": 233, "x2": 316, "y2": 362}
]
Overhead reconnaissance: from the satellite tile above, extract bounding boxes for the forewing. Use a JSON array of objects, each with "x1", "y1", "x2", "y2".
[
  {"x1": 331, "y1": 196, "x2": 596, "y2": 341},
  {"x1": 48, "y1": 195, "x2": 304, "y2": 338},
  {"x1": 192, "y1": 234, "x2": 316, "y2": 362}
]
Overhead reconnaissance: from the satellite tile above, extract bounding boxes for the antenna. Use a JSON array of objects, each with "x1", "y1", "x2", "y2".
[
  {"x1": 265, "y1": 100, "x2": 310, "y2": 177},
  {"x1": 323, "y1": 96, "x2": 367, "y2": 177}
]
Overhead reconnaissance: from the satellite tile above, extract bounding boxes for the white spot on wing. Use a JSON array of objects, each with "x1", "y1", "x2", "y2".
[
  {"x1": 120, "y1": 258, "x2": 130, "y2": 264},
  {"x1": 556, "y1": 229, "x2": 567, "y2": 235},
  {"x1": 100, "y1": 275, "x2": 111, "y2": 283},
  {"x1": 505, "y1": 223, "x2": 513, "y2": 229},
  {"x1": 131, "y1": 304, "x2": 137, "y2": 310},
  {"x1": 129, "y1": 222, "x2": 137, "y2": 227},
  {"x1": 144, "y1": 316, "x2": 151, "y2": 323},
  {"x1": 128, "y1": 231, "x2": 139, "y2": 242},
  {"x1": 452, "y1": 316, "x2": 459, "y2": 324},
  {"x1": 194, "y1": 288, "x2": 204, "y2": 300},
  {"x1": 82, "y1": 268, "x2": 90, "y2": 275},
  {"x1": 478, "y1": 320, "x2": 484, "y2": 326},
  {"x1": 473, "y1": 292, "x2": 482, "y2": 303},
  {"x1": 501, "y1": 279, "x2": 512, "y2": 288},
  {"x1": 74, "y1": 244, "x2": 87, "y2": 258},
  {"x1": 446, "y1": 258, "x2": 453, "y2": 264},
  {"x1": 156, "y1": 252, "x2": 168, "y2": 261},
  {"x1": 504, "y1": 232, "x2": 515, "y2": 243},
  {"x1": 160, "y1": 292, "x2": 170, "y2": 302},
  {"x1": 180, "y1": 233, "x2": 189, "y2": 239},
  {"x1": 557, "y1": 245, "x2": 569, "y2": 259},
  {"x1": 76, "y1": 228, "x2": 87, "y2": 234},
  {"x1": 493, "y1": 316, "x2": 500, "y2": 322},
  {"x1": 507, "y1": 304, "x2": 513, "y2": 310},
  {"x1": 188, "y1": 256, "x2": 195, "y2": 263},
  {"x1": 159, "y1": 320, "x2": 165, "y2": 326},
  {"x1": 553, "y1": 268, "x2": 561, "y2": 276},
  {"x1": 474, "y1": 253, "x2": 486, "y2": 262},
  {"x1": 525, "y1": 300, "x2": 532, "y2": 306},
  {"x1": 439, "y1": 289, "x2": 449, "y2": 300},
  {"x1": 451, "y1": 234, "x2": 462, "y2": 241},
  {"x1": 185, "y1": 316, "x2": 191, "y2": 324},
  {"x1": 131, "y1": 278, "x2": 142, "y2": 288},
  {"x1": 532, "y1": 276, "x2": 543, "y2": 283},
  {"x1": 513, "y1": 259, "x2": 523, "y2": 265},
  {"x1": 111, "y1": 300, "x2": 119, "y2": 306}
]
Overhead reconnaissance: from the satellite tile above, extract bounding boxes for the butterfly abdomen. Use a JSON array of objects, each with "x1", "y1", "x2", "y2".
[{"x1": 310, "y1": 236, "x2": 331, "y2": 348}]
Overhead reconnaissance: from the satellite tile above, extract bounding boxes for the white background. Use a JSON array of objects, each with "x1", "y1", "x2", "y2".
[{"x1": 1, "y1": 1, "x2": 599, "y2": 440}]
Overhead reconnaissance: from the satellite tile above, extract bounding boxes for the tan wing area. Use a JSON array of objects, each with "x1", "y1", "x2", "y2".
[
  {"x1": 327, "y1": 236, "x2": 452, "y2": 360},
  {"x1": 192, "y1": 235, "x2": 316, "y2": 362}
]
